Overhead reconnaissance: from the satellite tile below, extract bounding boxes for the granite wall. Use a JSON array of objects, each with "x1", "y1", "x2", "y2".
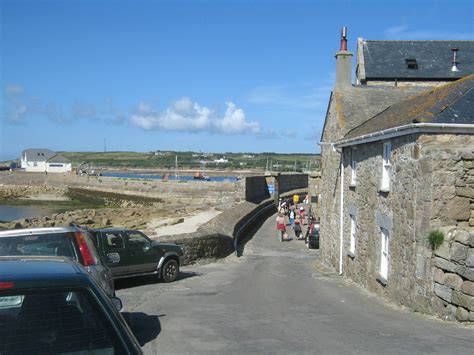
[{"x1": 332, "y1": 133, "x2": 474, "y2": 322}]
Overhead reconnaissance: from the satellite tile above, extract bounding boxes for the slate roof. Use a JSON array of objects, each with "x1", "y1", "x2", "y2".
[
  {"x1": 47, "y1": 154, "x2": 70, "y2": 163},
  {"x1": 321, "y1": 85, "x2": 426, "y2": 142},
  {"x1": 344, "y1": 74, "x2": 474, "y2": 140},
  {"x1": 22, "y1": 149, "x2": 56, "y2": 162},
  {"x1": 360, "y1": 40, "x2": 474, "y2": 81},
  {"x1": 22, "y1": 149, "x2": 70, "y2": 163}
]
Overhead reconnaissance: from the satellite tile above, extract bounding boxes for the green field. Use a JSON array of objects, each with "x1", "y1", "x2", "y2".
[{"x1": 59, "y1": 151, "x2": 321, "y2": 172}]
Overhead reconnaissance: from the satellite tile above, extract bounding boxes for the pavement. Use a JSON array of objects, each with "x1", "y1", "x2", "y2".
[{"x1": 116, "y1": 214, "x2": 474, "y2": 354}]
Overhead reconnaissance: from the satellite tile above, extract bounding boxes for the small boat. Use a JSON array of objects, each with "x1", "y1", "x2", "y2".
[{"x1": 193, "y1": 172, "x2": 210, "y2": 181}]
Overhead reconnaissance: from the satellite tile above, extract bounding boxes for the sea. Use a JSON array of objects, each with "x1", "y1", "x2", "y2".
[{"x1": 101, "y1": 172, "x2": 241, "y2": 182}]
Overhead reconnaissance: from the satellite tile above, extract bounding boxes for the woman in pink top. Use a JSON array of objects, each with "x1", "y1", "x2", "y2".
[{"x1": 276, "y1": 213, "x2": 286, "y2": 242}]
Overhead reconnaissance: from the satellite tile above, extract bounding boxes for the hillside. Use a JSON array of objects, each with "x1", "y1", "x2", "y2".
[{"x1": 59, "y1": 150, "x2": 321, "y2": 172}]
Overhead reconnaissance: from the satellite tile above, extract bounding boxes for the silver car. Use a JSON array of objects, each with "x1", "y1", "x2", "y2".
[{"x1": 0, "y1": 226, "x2": 115, "y2": 297}]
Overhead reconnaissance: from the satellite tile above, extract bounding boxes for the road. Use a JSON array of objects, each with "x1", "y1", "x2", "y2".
[{"x1": 117, "y1": 215, "x2": 474, "y2": 354}]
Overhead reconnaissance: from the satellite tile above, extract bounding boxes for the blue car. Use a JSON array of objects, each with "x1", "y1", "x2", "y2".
[{"x1": 0, "y1": 256, "x2": 142, "y2": 354}]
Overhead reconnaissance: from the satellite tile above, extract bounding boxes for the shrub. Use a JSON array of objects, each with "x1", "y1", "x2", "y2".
[{"x1": 427, "y1": 230, "x2": 444, "y2": 250}]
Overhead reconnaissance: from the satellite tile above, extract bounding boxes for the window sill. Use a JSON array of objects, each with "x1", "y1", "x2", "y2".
[
  {"x1": 376, "y1": 275, "x2": 387, "y2": 287},
  {"x1": 347, "y1": 251, "x2": 355, "y2": 259}
]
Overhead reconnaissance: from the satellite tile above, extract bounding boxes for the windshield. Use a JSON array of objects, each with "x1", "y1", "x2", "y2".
[
  {"x1": 0, "y1": 233, "x2": 76, "y2": 259},
  {"x1": 0, "y1": 288, "x2": 126, "y2": 354}
]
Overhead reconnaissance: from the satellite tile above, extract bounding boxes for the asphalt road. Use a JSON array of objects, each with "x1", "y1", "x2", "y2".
[{"x1": 116, "y1": 215, "x2": 474, "y2": 354}]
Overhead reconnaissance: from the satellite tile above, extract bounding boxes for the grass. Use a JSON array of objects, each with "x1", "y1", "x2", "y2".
[
  {"x1": 59, "y1": 150, "x2": 321, "y2": 171},
  {"x1": 427, "y1": 230, "x2": 444, "y2": 250}
]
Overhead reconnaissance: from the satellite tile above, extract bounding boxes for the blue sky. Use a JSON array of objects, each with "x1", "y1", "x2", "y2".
[{"x1": 1, "y1": 0, "x2": 473, "y2": 160}]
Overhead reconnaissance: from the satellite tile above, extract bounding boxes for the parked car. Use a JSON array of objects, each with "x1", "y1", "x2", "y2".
[
  {"x1": 89, "y1": 228, "x2": 185, "y2": 282},
  {"x1": 0, "y1": 226, "x2": 115, "y2": 297},
  {"x1": 305, "y1": 220, "x2": 320, "y2": 249},
  {"x1": 0, "y1": 256, "x2": 142, "y2": 354}
]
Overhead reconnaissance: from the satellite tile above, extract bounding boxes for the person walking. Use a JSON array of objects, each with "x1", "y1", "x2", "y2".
[
  {"x1": 299, "y1": 206, "x2": 306, "y2": 225},
  {"x1": 293, "y1": 217, "x2": 302, "y2": 240},
  {"x1": 289, "y1": 209, "x2": 295, "y2": 226},
  {"x1": 276, "y1": 213, "x2": 286, "y2": 242}
]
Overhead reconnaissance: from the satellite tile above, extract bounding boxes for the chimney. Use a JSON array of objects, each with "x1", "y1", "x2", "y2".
[{"x1": 335, "y1": 26, "x2": 353, "y2": 90}]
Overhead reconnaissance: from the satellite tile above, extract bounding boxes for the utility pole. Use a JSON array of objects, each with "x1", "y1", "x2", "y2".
[
  {"x1": 104, "y1": 138, "x2": 107, "y2": 153},
  {"x1": 175, "y1": 155, "x2": 179, "y2": 181}
]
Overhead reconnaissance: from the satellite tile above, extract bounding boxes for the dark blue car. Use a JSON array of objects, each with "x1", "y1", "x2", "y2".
[{"x1": 0, "y1": 256, "x2": 142, "y2": 354}]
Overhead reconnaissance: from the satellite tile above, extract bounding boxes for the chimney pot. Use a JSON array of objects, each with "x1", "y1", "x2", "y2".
[
  {"x1": 451, "y1": 48, "x2": 459, "y2": 72},
  {"x1": 340, "y1": 26, "x2": 348, "y2": 51},
  {"x1": 335, "y1": 26, "x2": 353, "y2": 90}
]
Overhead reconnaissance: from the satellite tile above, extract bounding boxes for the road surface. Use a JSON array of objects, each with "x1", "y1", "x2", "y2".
[{"x1": 117, "y1": 215, "x2": 474, "y2": 354}]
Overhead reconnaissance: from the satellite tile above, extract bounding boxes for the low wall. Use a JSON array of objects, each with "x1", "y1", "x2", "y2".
[
  {"x1": 431, "y1": 226, "x2": 474, "y2": 323},
  {"x1": 245, "y1": 176, "x2": 270, "y2": 203},
  {"x1": 275, "y1": 174, "x2": 308, "y2": 195},
  {"x1": 158, "y1": 198, "x2": 277, "y2": 264},
  {"x1": 0, "y1": 171, "x2": 244, "y2": 208}
]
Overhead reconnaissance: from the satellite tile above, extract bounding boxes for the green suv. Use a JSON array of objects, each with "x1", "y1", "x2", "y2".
[{"x1": 89, "y1": 228, "x2": 185, "y2": 282}]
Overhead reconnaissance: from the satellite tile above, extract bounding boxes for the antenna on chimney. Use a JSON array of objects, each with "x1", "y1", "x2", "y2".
[
  {"x1": 451, "y1": 48, "x2": 459, "y2": 72},
  {"x1": 340, "y1": 26, "x2": 348, "y2": 51}
]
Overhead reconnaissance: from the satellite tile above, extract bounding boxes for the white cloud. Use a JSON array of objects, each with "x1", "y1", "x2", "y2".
[
  {"x1": 131, "y1": 98, "x2": 260, "y2": 135},
  {"x1": 2, "y1": 84, "x2": 125, "y2": 124},
  {"x1": 7, "y1": 104, "x2": 28, "y2": 122},
  {"x1": 384, "y1": 25, "x2": 474, "y2": 40},
  {"x1": 4, "y1": 84, "x2": 24, "y2": 95}
]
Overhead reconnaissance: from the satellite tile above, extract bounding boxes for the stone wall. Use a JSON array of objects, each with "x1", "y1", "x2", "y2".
[
  {"x1": 157, "y1": 199, "x2": 276, "y2": 265},
  {"x1": 418, "y1": 134, "x2": 474, "y2": 229},
  {"x1": 432, "y1": 226, "x2": 474, "y2": 322},
  {"x1": 274, "y1": 174, "x2": 309, "y2": 195},
  {"x1": 340, "y1": 134, "x2": 433, "y2": 311},
  {"x1": 331, "y1": 132, "x2": 474, "y2": 322},
  {"x1": 0, "y1": 171, "x2": 244, "y2": 208},
  {"x1": 245, "y1": 176, "x2": 270, "y2": 203}
]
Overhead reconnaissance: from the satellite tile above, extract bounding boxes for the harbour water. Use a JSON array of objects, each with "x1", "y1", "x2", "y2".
[
  {"x1": 102, "y1": 172, "x2": 240, "y2": 182},
  {"x1": 0, "y1": 205, "x2": 54, "y2": 222}
]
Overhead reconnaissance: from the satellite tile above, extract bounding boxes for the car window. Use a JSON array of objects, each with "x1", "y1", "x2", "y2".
[
  {"x1": 127, "y1": 232, "x2": 150, "y2": 251},
  {"x1": 0, "y1": 288, "x2": 127, "y2": 354},
  {"x1": 104, "y1": 232, "x2": 126, "y2": 252},
  {"x1": 0, "y1": 233, "x2": 75, "y2": 259}
]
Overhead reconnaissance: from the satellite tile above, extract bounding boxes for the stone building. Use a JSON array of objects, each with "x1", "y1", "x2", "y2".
[{"x1": 320, "y1": 28, "x2": 474, "y2": 322}]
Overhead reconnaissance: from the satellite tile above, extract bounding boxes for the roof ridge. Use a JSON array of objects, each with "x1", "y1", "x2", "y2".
[{"x1": 362, "y1": 40, "x2": 474, "y2": 43}]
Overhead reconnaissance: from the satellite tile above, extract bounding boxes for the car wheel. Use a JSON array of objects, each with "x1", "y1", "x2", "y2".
[{"x1": 161, "y1": 259, "x2": 179, "y2": 282}]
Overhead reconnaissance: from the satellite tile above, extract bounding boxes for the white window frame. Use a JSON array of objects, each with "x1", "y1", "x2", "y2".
[
  {"x1": 380, "y1": 228, "x2": 389, "y2": 280},
  {"x1": 349, "y1": 214, "x2": 356, "y2": 254},
  {"x1": 381, "y1": 142, "x2": 391, "y2": 191},
  {"x1": 350, "y1": 148, "x2": 357, "y2": 185}
]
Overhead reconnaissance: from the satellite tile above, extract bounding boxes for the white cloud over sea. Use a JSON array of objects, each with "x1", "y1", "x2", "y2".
[{"x1": 130, "y1": 97, "x2": 261, "y2": 135}]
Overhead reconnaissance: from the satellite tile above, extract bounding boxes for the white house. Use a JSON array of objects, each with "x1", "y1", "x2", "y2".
[{"x1": 21, "y1": 149, "x2": 72, "y2": 173}]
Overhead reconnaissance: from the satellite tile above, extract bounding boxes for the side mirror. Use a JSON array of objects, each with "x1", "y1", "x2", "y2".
[
  {"x1": 107, "y1": 253, "x2": 120, "y2": 264},
  {"x1": 142, "y1": 241, "x2": 151, "y2": 252},
  {"x1": 111, "y1": 297, "x2": 123, "y2": 312}
]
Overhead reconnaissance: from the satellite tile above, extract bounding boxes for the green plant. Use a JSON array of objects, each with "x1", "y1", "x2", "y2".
[{"x1": 427, "y1": 230, "x2": 444, "y2": 250}]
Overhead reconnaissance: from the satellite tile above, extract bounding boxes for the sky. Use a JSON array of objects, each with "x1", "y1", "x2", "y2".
[{"x1": 1, "y1": 0, "x2": 473, "y2": 160}]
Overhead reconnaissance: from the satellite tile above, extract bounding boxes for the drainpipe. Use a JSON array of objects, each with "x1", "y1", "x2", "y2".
[{"x1": 339, "y1": 154, "x2": 344, "y2": 275}]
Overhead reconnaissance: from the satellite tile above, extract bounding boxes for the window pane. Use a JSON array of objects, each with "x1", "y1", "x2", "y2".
[
  {"x1": 0, "y1": 233, "x2": 75, "y2": 259},
  {"x1": 0, "y1": 289, "x2": 126, "y2": 353},
  {"x1": 128, "y1": 232, "x2": 149, "y2": 250},
  {"x1": 104, "y1": 232, "x2": 125, "y2": 250}
]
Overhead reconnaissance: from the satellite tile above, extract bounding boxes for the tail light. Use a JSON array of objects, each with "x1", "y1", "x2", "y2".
[
  {"x1": 75, "y1": 232, "x2": 96, "y2": 266},
  {"x1": 0, "y1": 281, "x2": 14, "y2": 289}
]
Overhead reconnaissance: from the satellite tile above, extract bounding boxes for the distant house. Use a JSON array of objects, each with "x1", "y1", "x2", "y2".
[
  {"x1": 320, "y1": 29, "x2": 474, "y2": 322},
  {"x1": 20, "y1": 149, "x2": 72, "y2": 173}
]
